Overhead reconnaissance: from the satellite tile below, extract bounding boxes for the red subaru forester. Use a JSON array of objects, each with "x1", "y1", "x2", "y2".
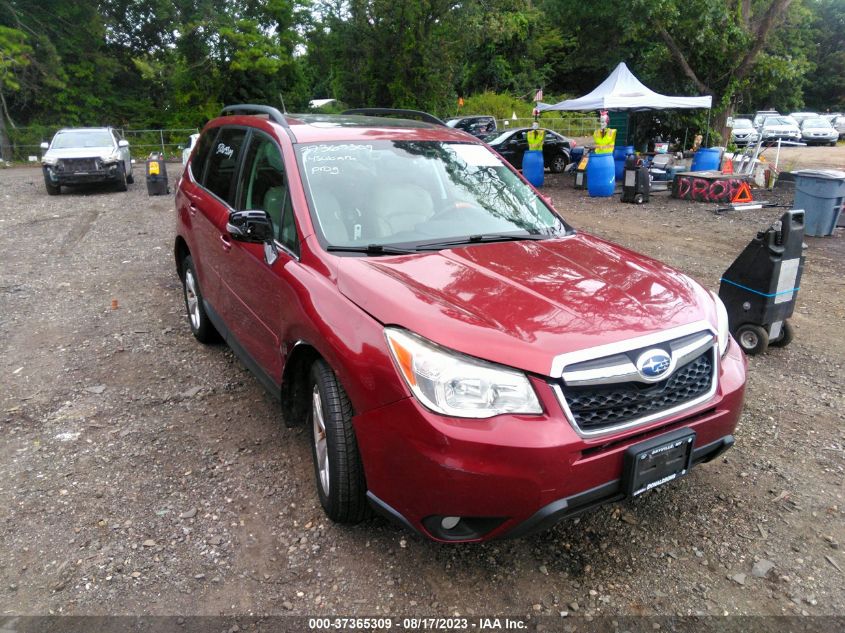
[{"x1": 174, "y1": 105, "x2": 746, "y2": 542}]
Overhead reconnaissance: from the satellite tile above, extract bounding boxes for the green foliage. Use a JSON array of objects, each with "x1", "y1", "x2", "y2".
[{"x1": 0, "y1": 0, "x2": 841, "y2": 136}]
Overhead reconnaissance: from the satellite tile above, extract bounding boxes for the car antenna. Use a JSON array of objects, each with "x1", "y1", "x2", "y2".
[{"x1": 278, "y1": 93, "x2": 288, "y2": 114}]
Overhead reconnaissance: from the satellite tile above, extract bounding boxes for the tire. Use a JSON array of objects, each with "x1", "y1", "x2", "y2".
[
  {"x1": 550, "y1": 154, "x2": 568, "y2": 174},
  {"x1": 736, "y1": 323, "x2": 769, "y2": 355},
  {"x1": 126, "y1": 166, "x2": 134, "y2": 184},
  {"x1": 769, "y1": 320, "x2": 794, "y2": 348},
  {"x1": 115, "y1": 164, "x2": 128, "y2": 192},
  {"x1": 634, "y1": 193, "x2": 644, "y2": 204},
  {"x1": 180, "y1": 255, "x2": 218, "y2": 343},
  {"x1": 308, "y1": 359, "x2": 367, "y2": 524},
  {"x1": 44, "y1": 176, "x2": 60, "y2": 196}
]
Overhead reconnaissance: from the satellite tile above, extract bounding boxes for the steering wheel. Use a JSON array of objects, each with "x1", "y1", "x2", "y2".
[{"x1": 430, "y1": 201, "x2": 487, "y2": 221}]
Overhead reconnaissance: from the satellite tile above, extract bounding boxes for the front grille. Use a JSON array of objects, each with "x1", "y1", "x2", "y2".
[
  {"x1": 58, "y1": 158, "x2": 99, "y2": 172},
  {"x1": 560, "y1": 350, "x2": 713, "y2": 432}
]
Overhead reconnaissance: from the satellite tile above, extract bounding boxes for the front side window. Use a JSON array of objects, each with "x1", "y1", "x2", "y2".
[
  {"x1": 297, "y1": 140, "x2": 569, "y2": 250},
  {"x1": 191, "y1": 129, "x2": 218, "y2": 183},
  {"x1": 204, "y1": 127, "x2": 247, "y2": 206},
  {"x1": 240, "y1": 132, "x2": 297, "y2": 253}
]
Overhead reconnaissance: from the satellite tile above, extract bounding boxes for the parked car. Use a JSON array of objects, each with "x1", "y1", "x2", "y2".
[
  {"x1": 799, "y1": 117, "x2": 838, "y2": 146},
  {"x1": 485, "y1": 127, "x2": 573, "y2": 173},
  {"x1": 40, "y1": 127, "x2": 133, "y2": 195},
  {"x1": 174, "y1": 105, "x2": 746, "y2": 542},
  {"x1": 445, "y1": 115, "x2": 497, "y2": 137},
  {"x1": 760, "y1": 117, "x2": 802, "y2": 143},
  {"x1": 730, "y1": 118, "x2": 760, "y2": 146},
  {"x1": 753, "y1": 110, "x2": 779, "y2": 129},
  {"x1": 789, "y1": 112, "x2": 818, "y2": 126},
  {"x1": 182, "y1": 133, "x2": 200, "y2": 166},
  {"x1": 833, "y1": 115, "x2": 845, "y2": 139}
]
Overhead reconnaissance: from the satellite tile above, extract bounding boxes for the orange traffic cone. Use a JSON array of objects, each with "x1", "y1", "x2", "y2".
[{"x1": 722, "y1": 156, "x2": 734, "y2": 175}]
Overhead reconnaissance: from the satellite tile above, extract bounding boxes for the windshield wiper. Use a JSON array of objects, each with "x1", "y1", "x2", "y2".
[
  {"x1": 414, "y1": 233, "x2": 549, "y2": 250},
  {"x1": 326, "y1": 244, "x2": 416, "y2": 255}
]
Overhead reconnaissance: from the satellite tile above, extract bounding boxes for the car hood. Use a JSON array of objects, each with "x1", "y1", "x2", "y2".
[
  {"x1": 802, "y1": 126, "x2": 835, "y2": 133},
  {"x1": 44, "y1": 147, "x2": 116, "y2": 160},
  {"x1": 336, "y1": 233, "x2": 715, "y2": 377},
  {"x1": 763, "y1": 125, "x2": 799, "y2": 133}
]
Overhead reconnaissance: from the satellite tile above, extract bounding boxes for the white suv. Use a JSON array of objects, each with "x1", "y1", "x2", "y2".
[{"x1": 41, "y1": 127, "x2": 133, "y2": 195}]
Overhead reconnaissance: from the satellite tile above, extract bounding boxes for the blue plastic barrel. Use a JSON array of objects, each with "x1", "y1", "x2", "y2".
[
  {"x1": 690, "y1": 147, "x2": 721, "y2": 172},
  {"x1": 523, "y1": 150, "x2": 544, "y2": 187},
  {"x1": 587, "y1": 152, "x2": 615, "y2": 197},
  {"x1": 613, "y1": 146, "x2": 634, "y2": 180}
]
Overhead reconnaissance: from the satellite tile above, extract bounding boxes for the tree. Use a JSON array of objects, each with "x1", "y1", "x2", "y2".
[{"x1": 0, "y1": 25, "x2": 31, "y2": 160}]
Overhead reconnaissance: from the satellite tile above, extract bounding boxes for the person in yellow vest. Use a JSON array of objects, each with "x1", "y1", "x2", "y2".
[
  {"x1": 527, "y1": 121, "x2": 545, "y2": 151},
  {"x1": 593, "y1": 110, "x2": 616, "y2": 154}
]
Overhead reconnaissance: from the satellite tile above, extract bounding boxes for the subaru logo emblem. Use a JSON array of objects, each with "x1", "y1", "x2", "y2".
[{"x1": 636, "y1": 349, "x2": 673, "y2": 381}]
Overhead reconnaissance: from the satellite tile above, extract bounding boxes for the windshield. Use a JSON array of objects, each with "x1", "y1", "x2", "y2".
[
  {"x1": 733, "y1": 119, "x2": 753, "y2": 129},
  {"x1": 803, "y1": 118, "x2": 832, "y2": 128},
  {"x1": 52, "y1": 130, "x2": 114, "y2": 149},
  {"x1": 297, "y1": 140, "x2": 569, "y2": 250}
]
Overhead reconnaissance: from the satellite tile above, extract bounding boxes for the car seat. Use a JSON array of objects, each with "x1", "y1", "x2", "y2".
[{"x1": 368, "y1": 184, "x2": 434, "y2": 239}]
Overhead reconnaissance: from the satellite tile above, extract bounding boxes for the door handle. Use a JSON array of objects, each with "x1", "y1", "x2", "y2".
[
  {"x1": 188, "y1": 203, "x2": 199, "y2": 216},
  {"x1": 220, "y1": 234, "x2": 232, "y2": 252}
]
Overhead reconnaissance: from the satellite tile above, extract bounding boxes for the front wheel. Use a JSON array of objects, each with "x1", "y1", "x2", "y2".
[
  {"x1": 115, "y1": 164, "x2": 128, "y2": 192},
  {"x1": 309, "y1": 359, "x2": 367, "y2": 524},
  {"x1": 44, "y1": 175, "x2": 60, "y2": 196},
  {"x1": 736, "y1": 323, "x2": 769, "y2": 355},
  {"x1": 126, "y1": 166, "x2": 134, "y2": 184}
]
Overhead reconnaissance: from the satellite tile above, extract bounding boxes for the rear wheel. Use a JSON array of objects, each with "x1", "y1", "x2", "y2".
[
  {"x1": 550, "y1": 154, "x2": 568, "y2": 174},
  {"x1": 181, "y1": 255, "x2": 218, "y2": 343},
  {"x1": 769, "y1": 320, "x2": 794, "y2": 348},
  {"x1": 309, "y1": 359, "x2": 367, "y2": 524},
  {"x1": 736, "y1": 323, "x2": 769, "y2": 355}
]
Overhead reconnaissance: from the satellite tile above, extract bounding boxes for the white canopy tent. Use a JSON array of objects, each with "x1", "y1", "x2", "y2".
[{"x1": 537, "y1": 62, "x2": 712, "y2": 112}]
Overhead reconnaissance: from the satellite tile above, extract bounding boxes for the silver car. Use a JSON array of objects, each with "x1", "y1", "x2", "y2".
[
  {"x1": 800, "y1": 117, "x2": 838, "y2": 146},
  {"x1": 730, "y1": 118, "x2": 760, "y2": 146},
  {"x1": 41, "y1": 127, "x2": 133, "y2": 195},
  {"x1": 760, "y1": 117, "x2": 802, "y2": 143}
]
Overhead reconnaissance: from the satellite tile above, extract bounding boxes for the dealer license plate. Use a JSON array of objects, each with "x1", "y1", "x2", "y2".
[{"x1": 623, "y1": 428, "x2": 695, "y2": 497}]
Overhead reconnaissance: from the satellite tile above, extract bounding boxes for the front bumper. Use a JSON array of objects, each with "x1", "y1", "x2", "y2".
[
  {"x1": 356, "y1": 338, "x2": 746, "y2": 542},
  {"x1": 43, "y1": 163, "x2": 123, "y2": 185}
]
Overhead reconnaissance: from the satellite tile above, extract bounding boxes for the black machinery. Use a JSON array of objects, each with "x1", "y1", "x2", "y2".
[
  {"x1": 621, "y1": 154, "x2": 650, "y2": 204},
  {"x1": 145, "y1": 152, "x2": 170, "y2": 196},
  {"x1": 718, "y1": 209, "x2": 805, "y2": 355},
  {"x1": 574, "y1": 152, "x2": 588, "y2": 190}
]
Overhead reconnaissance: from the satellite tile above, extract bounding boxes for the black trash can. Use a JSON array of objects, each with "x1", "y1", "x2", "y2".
[
  {"x1": 621, "y1": 154, "x2": 650, "y2": 204},
  {"x1": 146, "y1": 153, "x2": 170, "y2": 196},
  {"x1": 574, "y1": 152, "x2": 588, "y2": 190},
  {"x1": 718, "y1": 209, "x2": 805, "y2": 355}
]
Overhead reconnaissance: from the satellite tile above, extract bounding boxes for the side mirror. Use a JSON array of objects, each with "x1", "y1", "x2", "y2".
[
  {"x1": 118, "y1": 139, "x2": 129, "y2": 148},
  {"x1": 227, "y1": 210, "x2": 274, "y2": 243},
  {"x1": 40, "y1": 142, "x2": 49, "y2": 150}
]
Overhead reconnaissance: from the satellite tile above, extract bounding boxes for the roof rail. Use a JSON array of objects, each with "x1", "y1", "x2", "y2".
[
  {"x1": 342, "y1": 108, "x2": 446, "y2": 126},
  {"x1": 221, "y1": 104, "x2": 290, "y2": 129}
]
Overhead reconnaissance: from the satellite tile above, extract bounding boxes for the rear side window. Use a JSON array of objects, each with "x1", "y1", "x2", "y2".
[
  {"x1": 190, "y1": 130, "x2": 217, "y2": 183},
  {"x1": 203, "y1": 127, "x2": 247, "y2": 205}
]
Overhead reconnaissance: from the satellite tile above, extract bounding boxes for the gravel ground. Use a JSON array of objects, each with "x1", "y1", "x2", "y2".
[{"x1": 1, "y1": 149, "x2": 844, "y2": 622}]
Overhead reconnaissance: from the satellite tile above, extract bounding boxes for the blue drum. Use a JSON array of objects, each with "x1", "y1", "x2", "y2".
[
  {"x1": 587, "y1": 152, "x2": 615, "y2": 197},
  {"x1": 523, "y1": 150, "x2": 544, "y2": 187},
  {"x1": 690, "y1": 147, "x2": 721, "y2": 172},
  {"x1": 613, "y1": 145, "x2": 635, "y2": 180}
]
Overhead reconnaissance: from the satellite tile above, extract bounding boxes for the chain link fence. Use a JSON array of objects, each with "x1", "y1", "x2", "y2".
[
  {"x1": 498, "y1": 116, "x2": 599, "y2": 139},
  {"x1": 1, "y1": 126, "x2": 199, "y2": 164}
]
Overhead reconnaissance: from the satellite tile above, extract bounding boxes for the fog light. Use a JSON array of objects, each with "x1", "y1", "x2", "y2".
[{"x1": 441, "y1": 516, "x2": 461, "y2": 530}]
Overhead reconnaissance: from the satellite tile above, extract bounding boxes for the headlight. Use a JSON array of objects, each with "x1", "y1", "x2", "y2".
[
  {"x1": 100, "y1": 152, "x2": 120, "y2": 163},
  {"x1": 711, "y1": 291, "x2": 731, "y2": 357},
  {"x1": 385, "y1": 328, "x2": 542, "y2": 418},
  {"x1": 42, "y1": 155, "x2": 58, "y2": 166}
]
